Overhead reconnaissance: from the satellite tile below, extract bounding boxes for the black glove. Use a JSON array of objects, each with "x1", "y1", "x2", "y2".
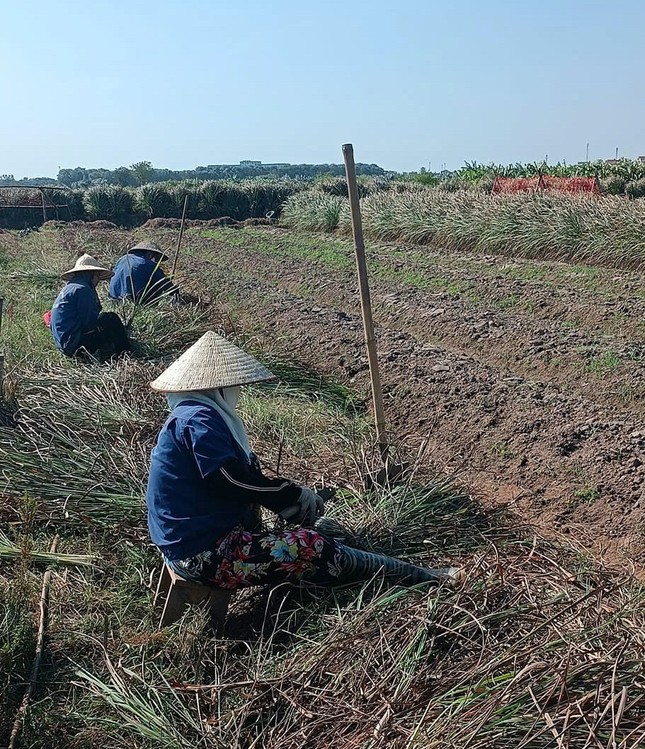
[{"x1": 279, "y1": 487, "x2": 324, "y2": 526}]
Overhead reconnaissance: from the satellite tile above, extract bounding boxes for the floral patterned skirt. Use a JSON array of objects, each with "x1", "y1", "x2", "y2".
[{"x1": 169, "y1": 527, "x2": 345, "y2": 590}]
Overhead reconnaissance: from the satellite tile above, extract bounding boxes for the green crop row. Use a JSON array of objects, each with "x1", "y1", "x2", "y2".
[
  {"x1": 0, "y1": 178, "x2": 309, "y2": 229},
  {"x1": 281, "y1": 188, "x2": 645, "y2": 269}
]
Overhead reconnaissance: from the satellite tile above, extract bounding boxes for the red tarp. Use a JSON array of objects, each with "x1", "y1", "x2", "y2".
[
  {"x1": 492, "y1": 177, "x2": 541, "y2": 193},
  {"x1": 492, "y1": 176, "x2": 599, "y2": 195}
]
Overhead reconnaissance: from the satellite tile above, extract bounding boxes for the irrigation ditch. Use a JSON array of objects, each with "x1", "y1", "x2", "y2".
[{"x1": 0, "y1": 224, "x2": 643, "y2": 747}]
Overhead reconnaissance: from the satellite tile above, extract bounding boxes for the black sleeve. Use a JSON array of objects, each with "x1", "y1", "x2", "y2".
[{"x1": 206, "y1": 457, "x2": 301, "y2": 514}]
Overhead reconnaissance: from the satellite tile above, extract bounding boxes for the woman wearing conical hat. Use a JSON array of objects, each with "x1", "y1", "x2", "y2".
[
  {"x1": 109, "y1": 240, "x2": 177, "y2": 305},
  {"x1": 50, "y1": 254, "x2": 130, "y2": 358},
  {"x1": 146, "y1": 332, "x2": 457, "y2": 589}
]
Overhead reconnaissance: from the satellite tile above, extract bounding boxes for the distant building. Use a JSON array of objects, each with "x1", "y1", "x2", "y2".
[
  {"x1": 638, "y1": 156, "x2": 645, "y2": 163},
  {"x1": 239, "y1": 160, "x2": 291, "y2": 168},
  {"x1": 199, "y1": 161, "x2": 293, "y2": 170}
]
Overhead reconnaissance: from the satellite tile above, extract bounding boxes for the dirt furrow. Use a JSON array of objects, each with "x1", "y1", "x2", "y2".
[{"x1": 186, "y1": 229, "x2": 645, "y2": 415}]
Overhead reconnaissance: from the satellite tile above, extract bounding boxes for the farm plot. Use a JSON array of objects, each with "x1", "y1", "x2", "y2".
[
  {"x1": 177, "y1": 226, "x2": 645, "y2": 567},
  {"x1": 0, "y1": 225, "x2": 644, "y2": 748}
]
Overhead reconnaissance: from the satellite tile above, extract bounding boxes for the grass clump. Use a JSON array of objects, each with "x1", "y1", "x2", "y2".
[
  {"x1": 281, "y1": 191, "x2": 348, "y2": 232},
  {"x1": 574, "y1": 485, "x2": 602, "y2": 503},
  {"x1": 587, "y1": 350, "x2": 621, "y2": 374},
  {"x1": 74, "y1": 660, "x2": 204, "y2": 749}
]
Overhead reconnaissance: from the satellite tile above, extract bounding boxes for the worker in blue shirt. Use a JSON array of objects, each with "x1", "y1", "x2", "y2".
[
  {"x1": 109, "y1": 241, "x2": 177, "y2": 305},
  {"x1": 50, "y1": 254, "x2": 130, "y2": 358},
  {"x1": 146, "y1": 331, "x2": 458, "y2": 591}
]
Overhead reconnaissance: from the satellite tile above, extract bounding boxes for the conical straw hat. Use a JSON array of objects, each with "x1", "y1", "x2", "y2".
[
  {"x1": 150, "y1": 331, "x2": 275, "y2": 392},
  {"x1": 62, "y1": 253, "x2": 113, "y2": 281},
  {"x1": 128, "y1": 240, "x2": 169, "y2": 262}
]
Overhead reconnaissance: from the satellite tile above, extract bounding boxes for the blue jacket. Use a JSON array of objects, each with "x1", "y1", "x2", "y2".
[
  {"x1": 109, "y1": 251, "x2": 174, "y2": 303},
  {"x1": 146, "y1": 402, "x2": 250, "y2": 560},
  {"x1": 50, "y1": 273, "x2": 101, "y2": 355}
]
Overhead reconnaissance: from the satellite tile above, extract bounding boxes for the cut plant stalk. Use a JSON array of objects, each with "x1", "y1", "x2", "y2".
[
  {"x1": 171, "y1": 193, "x2": 189, "y2": 277},
  {"x1": 343, "y1": 143, "x2": 405, "y2": 486},
  {"x1": 0, "y1": 531, "x2": 96, "y2": 566}
]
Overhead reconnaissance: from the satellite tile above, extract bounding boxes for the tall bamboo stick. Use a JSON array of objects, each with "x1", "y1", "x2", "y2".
[
  {"x1": 171, "y1": 194, "x2": 189, "y2": 277},
  {"x1": 342, "y1": 143, "x2": 388, "y2": 460}
]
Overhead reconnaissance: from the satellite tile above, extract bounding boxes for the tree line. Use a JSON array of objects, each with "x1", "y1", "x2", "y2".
[{"x1": 0, "y1": 161, "x2": 386, "y2": 188}]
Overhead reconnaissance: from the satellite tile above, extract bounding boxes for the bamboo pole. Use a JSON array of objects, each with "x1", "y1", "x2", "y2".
[
  {"x1": 8, "y1": 536, "x2": 59, "y2": 749},
  {"x1": 342, "y1": 143, "x2": 388, "y2": 460},
  {"x1": 171, "y1": 194, "x2": 189, "y2": 277}
]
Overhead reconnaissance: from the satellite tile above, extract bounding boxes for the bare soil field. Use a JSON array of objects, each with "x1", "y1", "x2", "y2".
[{"x1": 173, "y1": 226, "x2": 645, "y2": 569}]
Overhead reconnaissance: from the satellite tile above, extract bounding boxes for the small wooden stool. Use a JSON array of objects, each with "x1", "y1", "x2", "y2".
[{"x1": 154, "y1": 562, "x2": 233, "y2": 628}]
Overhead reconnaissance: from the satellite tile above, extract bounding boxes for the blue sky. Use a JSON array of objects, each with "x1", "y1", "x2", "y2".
[{"x1": 1, "y1": 0, "x2": 643, "y2": 177}]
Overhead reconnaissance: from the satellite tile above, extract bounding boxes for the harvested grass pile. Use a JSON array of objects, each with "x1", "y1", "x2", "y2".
[
  {"x1": 40, "y1": 220, "x2": 119, "y2": 231},
  {"x1": 0, "y1": 295, "x2": 219, "y2": 526},
  {"x1": 0, "y1": 360, "x2": 163, "y2": 526},
  {"x1": 70, "y1": 483, "x2": 645, "y2": 748},
  {"x1": 282, "y1": 189, "x2": 645, "y2": 270}
]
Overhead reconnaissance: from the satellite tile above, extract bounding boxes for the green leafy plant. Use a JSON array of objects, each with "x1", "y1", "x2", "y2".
[{"x1": 83, "y1": 185, "x2": 133, "y2": 224}]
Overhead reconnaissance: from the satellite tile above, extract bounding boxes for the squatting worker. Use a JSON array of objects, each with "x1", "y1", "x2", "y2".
[
  {"x1": 50, "y1": 254, "x2": 130, "y2": 359},
  {"x1": 109, "y1": 240, "x2": 177, "y2": 305},
  {"x1": 145, "y1": 331, "x2": 457, "y2": 590}
]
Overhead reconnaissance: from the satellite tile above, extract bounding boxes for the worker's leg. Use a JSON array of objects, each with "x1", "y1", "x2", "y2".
[
  {"x1": 95, "y1": 312, "x2": 130, "y2": 355},
  {"x1": 171, "y1": 527, "x2": 343, "y2": 589},
  {"x1": 171, "y1": 528, "x2": 456, "y2": 590},
  {"x1": 74, "y1": 330, "x2": 102, "y2": 359},
  {"x1": 334, "y1": 545, "x2": 457, "y2": 585}
]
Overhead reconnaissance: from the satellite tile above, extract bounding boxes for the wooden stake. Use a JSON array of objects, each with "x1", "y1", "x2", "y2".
[
  {"x1": 8, "y1": 536, "x2": 59, "y2": 749},
  {"x1": 40, "y1": 189, "x2": 47, "y2": 224},
  {"x1": 342, "y1": 143, "x2": 388, "y2": 459},
  {"x1": 171, "y1": 194, "x2": 189, "y2": 277}
]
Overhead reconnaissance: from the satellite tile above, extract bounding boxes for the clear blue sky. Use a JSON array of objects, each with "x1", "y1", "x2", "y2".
[{"x1": 2, "y1": 0, "x2": 643, "y2": 177}]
